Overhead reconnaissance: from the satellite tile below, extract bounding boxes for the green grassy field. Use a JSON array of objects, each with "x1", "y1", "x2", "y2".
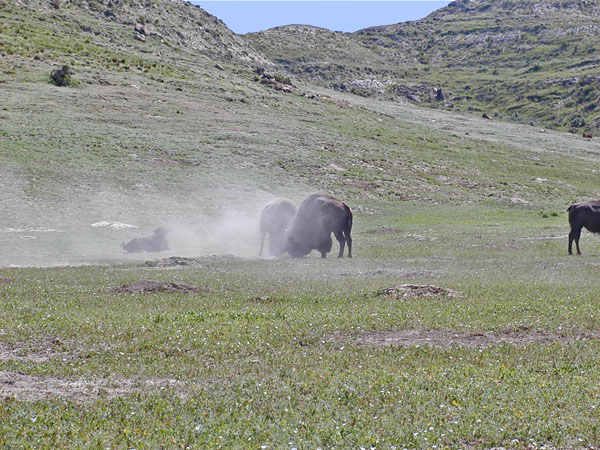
[
  {"x1": 3, "y1": 210, "x2": 600, "y2": 448},
  {"x1": 3, "y1": 0, "x2": 600, "y2": 448}
]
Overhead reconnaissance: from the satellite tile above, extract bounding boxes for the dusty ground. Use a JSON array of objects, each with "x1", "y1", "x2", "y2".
[
  {"x1": 341, "y1": 329, "x2": 600, "y2": 349},
  {"x1": 110, "y1": 279, "x2": 202, "y2": 294},
  {"x1": 0, "y1": 339, "x2": 190, "y2": 401},
  {"x1": 0, "y1": 371, "x2": 185, "y2": 402},
  {"x1": 376, "y1": 284, "x2": 461, "y2": 299},
  {"x1": 0, "y1": 339, "x2": 77, "y2": 363}
]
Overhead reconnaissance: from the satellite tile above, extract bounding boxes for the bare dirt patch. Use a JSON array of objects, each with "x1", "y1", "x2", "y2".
[
  {"x1": 0, "y1": 371, "x2": 185, "y2": 402},
  {"x1": 0, "y1": 339, "x2": 79, "y2": 363},
  {"x1": 340, "y1": 329, "x2": 600, "y2": 349},
  {"x1": 143, "y1": 256, "x2": 204, "y2": 268},
  {"x1": 110, "y1": 279, "x2": 203, "y2": 294},
  {"x1": 377, "y1": 284, "x2": 461, "y2": 299}
]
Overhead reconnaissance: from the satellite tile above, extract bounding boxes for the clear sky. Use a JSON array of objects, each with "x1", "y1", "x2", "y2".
[{"x1": 194, "y1": 1, "x2": 451, "y2": 34}]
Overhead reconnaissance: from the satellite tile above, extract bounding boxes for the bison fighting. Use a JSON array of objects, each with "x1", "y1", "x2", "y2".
[
  {"x1": 259, "y1": 198, "x2": 297, "y2": 257},
  {"x1": 122, "y1": 227, "x2": 169, "y2": 253},
  {"x1": 285, "y1": 193, "x2": 352, "y2": 259},
  {"x1": 567, "y1": 200, "x2": 600, "y2": 255}
]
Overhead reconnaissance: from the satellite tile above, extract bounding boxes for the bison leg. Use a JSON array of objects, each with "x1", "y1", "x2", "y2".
[
  {"x1": 259, "y1": 231, "x2": 266, "y2": 257},
  {"x1": 334, "y1": 231, "x2": 346, "y2": 258},
  {"x1": 345, "y1": 232, "x2": 352, "y2": 258},
  {"x1": 568, "y1": 227, "x2": 582, "y2": 255}
]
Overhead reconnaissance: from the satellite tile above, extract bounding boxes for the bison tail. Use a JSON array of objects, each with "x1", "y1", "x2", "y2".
[{"x1": 345, "y1": 207, "x2": 353, "y2": 236}]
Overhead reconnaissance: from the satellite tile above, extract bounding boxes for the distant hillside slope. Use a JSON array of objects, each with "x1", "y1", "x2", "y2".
[
  {"x1": 1, "y1": 0, "x2": 272, "y2": 84},
  {"x1": 246, "y1": 0, "x2": 600, "y2": 133}
]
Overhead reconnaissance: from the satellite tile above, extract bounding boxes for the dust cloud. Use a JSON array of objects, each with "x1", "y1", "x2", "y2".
[{"x1": 0, "y1": 183, "x2": 309, "y2": 267}]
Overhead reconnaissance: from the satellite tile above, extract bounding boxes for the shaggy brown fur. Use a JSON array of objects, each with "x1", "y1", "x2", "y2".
[
  {"x1": 286, "y1": 193, "x2": 352, "y2": 259},
  {"x1": 259, "y1": 198, "x2": 297, "y2": 257},
  {"x1": 122, "y1": 227, "x2": 169, "y2": 253},
  {"x1": 567, "y1": 201, "x2": 600, "y2": 255}
]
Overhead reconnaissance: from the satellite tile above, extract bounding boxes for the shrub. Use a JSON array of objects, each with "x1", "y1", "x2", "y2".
[
  {"x1": 274, "y1": 73, "x2": 292, "y2": 85},
  {"x1": 50, "y1": 65, "x2": 74, "y2": 86}
]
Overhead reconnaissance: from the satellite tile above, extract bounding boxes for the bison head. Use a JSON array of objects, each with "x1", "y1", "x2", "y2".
[
  {"x1": 153, "y1": 227, "x2": 168, "y2": 237},
  {"x1": 268, "y1": 232, "x2": 289, "y2": 257},
  {"x1": 285, "y1": 234, "x2": 311, "y2": 258}
]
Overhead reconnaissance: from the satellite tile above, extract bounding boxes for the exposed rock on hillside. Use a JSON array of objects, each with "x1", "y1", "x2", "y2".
[{"x1": 246, "y1": 0, "x2": 600, "y2": 132}]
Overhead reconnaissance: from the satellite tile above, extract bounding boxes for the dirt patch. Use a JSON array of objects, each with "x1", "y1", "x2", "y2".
[
  {"x1": 340, "y1": 329, "x2": 600, "y2": 349},
  {"x1": 0, "y1": 339, "x2": 79, "y2": 363},
  {"x1": 0, "y1": 371, "x2": 185, "y2": 402},
  {"x1": 377, "y1": 284, "x2": 461, "y2": 299},
  {"x1": 143, "y1": 256, "x2": 203, "y2": 268},
  {"x1": 110, "y1": 279, "x2": 203, "y2": 294}
]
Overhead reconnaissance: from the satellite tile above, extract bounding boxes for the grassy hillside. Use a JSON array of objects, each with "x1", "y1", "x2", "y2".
[
  {"x1": 4, "y1": 1, "x2": 600, "y2": 448},
  {"x1": 247, "y1": 0, "x2": 600, "y2": 133},
  {"x1": 1, "y1": 0, "x2": 271, "y2": 73}
]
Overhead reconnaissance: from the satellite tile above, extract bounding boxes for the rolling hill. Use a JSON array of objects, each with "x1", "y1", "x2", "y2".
[{"x1": 246, "y1": 0, "x2": 600, "y2": 133}]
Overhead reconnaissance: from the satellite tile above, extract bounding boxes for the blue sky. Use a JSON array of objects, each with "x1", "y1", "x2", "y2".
[{"x1": 194, "y1": 1, "x2": 451, "y2": 34}]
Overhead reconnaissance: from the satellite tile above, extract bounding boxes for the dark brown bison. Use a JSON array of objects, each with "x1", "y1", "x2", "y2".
[
  {"x1": 567, "y1": 201, "x2": 600, "y2": 255},
  {"x1": 122, "y1": 227, "x2": 169, "y2": 253},
  {"x1": 583, "y1": 133, "x2": 593, "y2": 139},
  {"x1": 285, "y1": 193, "x2": 352, "y2": 259},
  {"x1": 259, "y1": 198, "x2": 297, "y2": 257}
]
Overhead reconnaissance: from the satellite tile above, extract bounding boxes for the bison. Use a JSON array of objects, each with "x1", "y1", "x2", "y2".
[
  {"x1": 122, "y1": 227, "x2": 169, "y2": 253},
  {"x1": 285, "y1": 193, "x2": 352, "y2": 259},
  {"x1": 583, "y1": 133, "x2": 593, "y2": 139},
  {"x1": 567, "y1": 201, "x2": 600, "y2": 255},
  {"x1": 259, "y1": 198, "x2": 297, "y2": 257}
]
